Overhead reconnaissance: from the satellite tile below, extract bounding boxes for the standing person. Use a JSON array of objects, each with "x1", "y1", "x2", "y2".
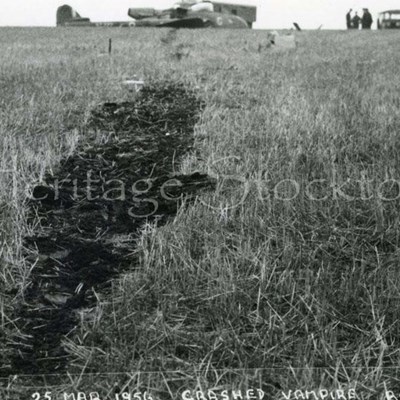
[
  {"x1": 362, "y1": 8, "x2": 373, "y2": 29},
  {"x1": 352, "y1": 12, "x2": 361, "y2": 29},
  {"x1": 346, "y1": 9, "x2": 353, "y2": 29}
]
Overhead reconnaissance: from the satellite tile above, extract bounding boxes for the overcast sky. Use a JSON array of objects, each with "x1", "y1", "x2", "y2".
[{"x1": 0, "y1": 0, "x2": 399, "y2": 29}]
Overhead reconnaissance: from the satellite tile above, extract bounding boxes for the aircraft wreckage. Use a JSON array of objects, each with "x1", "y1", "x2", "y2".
[{"x1": 56, "y1": 1, "x2": 257, "y2": 29}]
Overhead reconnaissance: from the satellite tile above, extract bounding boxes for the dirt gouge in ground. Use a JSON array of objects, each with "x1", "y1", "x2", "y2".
[{"x1": 2, "y1": 81, "x2": 215, "y2": 378}]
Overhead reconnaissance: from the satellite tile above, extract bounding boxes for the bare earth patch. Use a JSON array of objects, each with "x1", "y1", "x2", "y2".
[{"x1": 3, "y1": 81, "x2": 215, "y2": 377}]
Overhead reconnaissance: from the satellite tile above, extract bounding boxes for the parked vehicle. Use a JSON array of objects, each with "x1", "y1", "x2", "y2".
[{"x1": 377, "y1": 10, "x2": 400, "y2": 29}]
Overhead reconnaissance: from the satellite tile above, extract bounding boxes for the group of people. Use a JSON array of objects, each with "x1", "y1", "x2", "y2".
[{"x1": 346, "y1": 8, "x2": 373, "y2": 29}]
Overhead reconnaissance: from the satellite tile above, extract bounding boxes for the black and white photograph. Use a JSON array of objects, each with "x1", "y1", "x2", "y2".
[{"x1": 0, "y1": 0, "x2": 400, "y2": 399}]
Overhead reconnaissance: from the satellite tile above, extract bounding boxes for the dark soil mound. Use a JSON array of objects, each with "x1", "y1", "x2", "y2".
[{"x1": 3, "y1": 81, "x2": 215, "y2": 377}]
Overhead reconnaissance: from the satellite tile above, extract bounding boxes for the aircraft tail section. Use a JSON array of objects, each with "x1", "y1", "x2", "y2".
[{"x1": 56, "y1": 5, "x2": 91, "y2": 26}]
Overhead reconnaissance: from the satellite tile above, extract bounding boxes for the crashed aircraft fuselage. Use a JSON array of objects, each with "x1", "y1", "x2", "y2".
[{"x1": 56, "y1": 2, "x2": 256, "y2": 29}]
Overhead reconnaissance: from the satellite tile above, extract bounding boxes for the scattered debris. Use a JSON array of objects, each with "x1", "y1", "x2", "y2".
[
  {"x1": 123, "y1": 76, "x2": 145, "y2": 92},
  {"x1": 293, "y1": 22, "x2": 302, "y2": 31},
  {"x1": 262, "y1": 31, "x2": 296, "y2": 51},
  {"x1": 267, "y1": 30, "x2": 279, "y2": 45}
]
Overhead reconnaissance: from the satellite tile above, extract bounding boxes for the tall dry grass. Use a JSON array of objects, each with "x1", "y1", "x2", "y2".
[{"x1": 1, "y1": 27, "x2": 400, "y2": 398}]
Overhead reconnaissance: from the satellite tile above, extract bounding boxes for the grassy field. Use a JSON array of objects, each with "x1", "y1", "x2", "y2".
[{"x1": 1, "y1": 27, "x2": 400, "y2": 399}]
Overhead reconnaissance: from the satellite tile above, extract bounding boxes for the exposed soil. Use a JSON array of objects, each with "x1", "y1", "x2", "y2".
[{"x1": 2, "y1": 81, "x2": 215, "y2": 377}]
